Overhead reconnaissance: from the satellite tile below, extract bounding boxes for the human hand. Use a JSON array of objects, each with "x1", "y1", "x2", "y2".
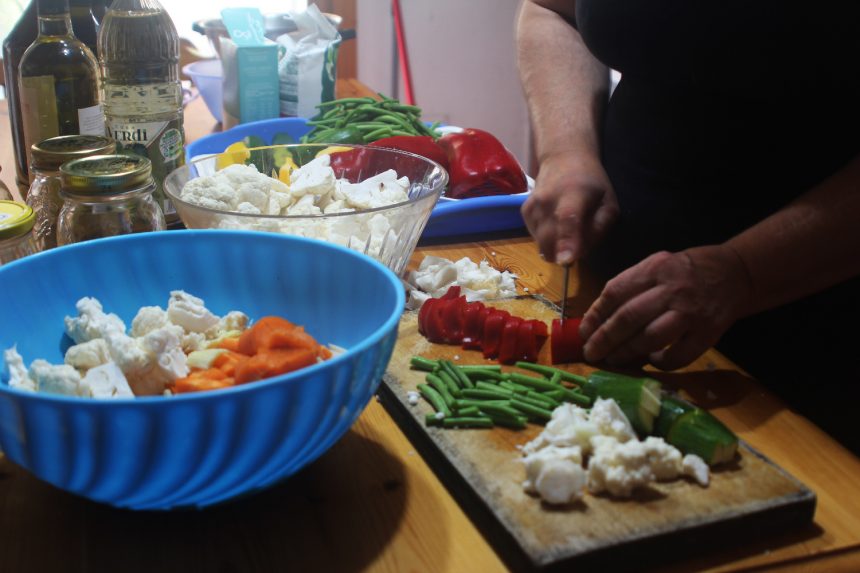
[
  {"x1": 579, "y1": 245, "x2": 753, "y2": 370},
  {"x1": 521, "y1": 151, "x2": 619, "y2": 265}
]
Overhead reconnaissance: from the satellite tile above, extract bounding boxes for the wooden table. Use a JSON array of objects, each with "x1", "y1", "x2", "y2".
[{"x1": 2, "y1": 83, "x2": 860, "y2": 572}]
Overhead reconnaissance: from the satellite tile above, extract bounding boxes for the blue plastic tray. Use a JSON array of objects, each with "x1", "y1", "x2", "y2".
[{"x1": 185, "y1": 118, "x2": 529, "y2": 238}]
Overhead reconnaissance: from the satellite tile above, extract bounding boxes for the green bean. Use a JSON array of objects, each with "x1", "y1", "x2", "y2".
[
  {"x1": 453, "y1": 398, "x2": 510, "y2": 410},
  {"x1": 410, "y1": 356, "x2": 437, "y2": 372},
  {"x1": 316, "y1": 97, "x2": 375, "y2": 108},
  {"x1": 499, "y1": 380, "x2": 531, "y2": 394},
  {"x1": 462, "y1": 369, "x2": 505, "y2": 382},
  {"x1": 434, "y1": 369, "x2": 462, "y2": 397},
  {"x1": 417, "y1": 383, "x2": 451, "y2": 417},
  {"x1": 514, "y1": 361, "x2": 587, "y2": 385},
  {"x1": 461, "y1": 388, "x2": 510, "y2": 401},
  {"x1": 475, "y1": 381, "x2": 513, "y2": 395},
  {"x1": 457, "y1": 365, "x2": 502, "y2": 372},
  {"x1": 527, "y1": 390, "x2": 561, "y2": 409},
  {"x1": 504, "y1": 372, "x2": 562, "y2": 392},
  {"x1": 363, "y1": 127, "x2": 393, "y2": 141},
  {"x1": 442, "y1": 417, "x2": 494, "y2": 429},
  {"x1": 455, "y1": 406, "x2": 482, "y2": 417},
  {"x1": 509, "y1": 397, "x2": 554, "y2": 421},
  {"x1": 440, "y1": 360, "x2": 474, "y2": 389},
  {"x1": 426, "y1": 374, "x2": 455, "y2": 408}
]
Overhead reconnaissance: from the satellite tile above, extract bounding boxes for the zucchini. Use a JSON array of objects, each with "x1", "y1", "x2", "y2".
[
  {"x1": 582, "y1": 371, "x2": 662, "y2": 436},
  {"x1": 666, "y1": 409, "x2": 738, "y2": 466},
  {"x1": 653, "y1": 395, "x2": 694, "y2": 438}
]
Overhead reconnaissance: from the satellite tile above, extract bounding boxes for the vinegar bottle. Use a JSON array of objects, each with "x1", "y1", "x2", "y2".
[{"x1": 98, "y1": 0, "x2": 185, "y2": 226}]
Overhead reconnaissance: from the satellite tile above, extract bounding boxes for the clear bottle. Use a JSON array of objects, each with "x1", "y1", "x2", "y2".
[
  {"x1": 0, "y1": 200, "x2": 38, "y2": 266},
  {"x1": 98, "y1": 0, "x2": 185, "y2": 227},
  {"x1": 27, "y1": 134, "x2": 116, "y2": 251},
  {"x1": 57, "y1": 154, "x2": 165, "y2": 245},
  {"x1": 18, "y1": 0, "x2": 105, "y2": 195},
  {"x1": 3, "y1": 1, "x2": 39, "y2": 196}
]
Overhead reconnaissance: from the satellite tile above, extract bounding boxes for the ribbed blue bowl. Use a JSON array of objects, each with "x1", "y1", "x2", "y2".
[{"x1": 0, "y1": 230, "x2": 404, "y2": 510}]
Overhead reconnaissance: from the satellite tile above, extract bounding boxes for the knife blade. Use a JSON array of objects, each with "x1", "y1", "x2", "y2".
[{"x1": 560, "y1": 265, "x2": 570, "y2": 323}]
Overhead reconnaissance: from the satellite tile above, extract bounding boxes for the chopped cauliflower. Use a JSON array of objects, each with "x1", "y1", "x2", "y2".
[
  {"x1": 64, "y1": 338, "x2": 112, "y2": 371},
  {"x1": 290, "y1": 154, "x2": 336, "y2": 198},
  {"x1": 130, "y1": 305, "x2": 170, "y2": 337},
  {"x1": 104, "y1": 327, "x2": 188, "y2": 396},
  {"x1": 64, "y1": 297, "x2": 126, "y2": 343},
  {"x1": 406, "y1": 255, "x2": 518, "y2": 309},
  {"x1": 167, "y1": 290, "x2": 220, "y2": 333},
  {"x1": 4, "y1": 347, "x2": 35, "y2": 392},
  {"x1": 79, "y1": 362, "x2": 134, "y2": 399},
  {"x1": 28, "y1": 359, "x2": 83, "y2": 397},
  {"x1": 521, "y1": 398, "x2": 709, "y2": 502},
  {"x1": 522, "y1": 445, "x2": 586, "y2": 505}
]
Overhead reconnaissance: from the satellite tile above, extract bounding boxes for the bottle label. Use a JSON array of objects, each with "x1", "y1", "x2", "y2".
[
  {"x1": 107, "y1": 117, "x2": 185, "y2": 217},
  {"x1": 20, "y1": 75, "x2": 60, "y2": 158},
  {"x1": 77, "y1": 104, "x2": 105, "y2": 136}
]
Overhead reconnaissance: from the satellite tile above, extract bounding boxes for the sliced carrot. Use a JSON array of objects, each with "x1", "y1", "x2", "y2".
[
  {"x1": 234, "y1": 348, "x2": 317, "y2": 385},
  {"x1": 213, "y1": 336, "x2": 243, "y2": 353},
  {"x1": 212, "y1": 350, "x2": 246, "y2": 377},
  {"x1": 173, "y1": 368, "x2": 235, "y2": 394}
]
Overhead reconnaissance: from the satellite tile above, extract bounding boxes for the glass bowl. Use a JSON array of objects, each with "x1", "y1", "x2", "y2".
[{"x1": 164, "y1": 143, "x2": 447, "y2": 277}]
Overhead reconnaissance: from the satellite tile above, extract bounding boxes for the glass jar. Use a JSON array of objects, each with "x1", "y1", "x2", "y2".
[
  {"x1": 57, "y1": 154, "x2": 166, "y2": 246},
  {"x1": 0, "y1": 200, "x2": 38, "y2": 265},
  {"x1": 27, "y1": 134, "x2": 116, "y2": 251}
]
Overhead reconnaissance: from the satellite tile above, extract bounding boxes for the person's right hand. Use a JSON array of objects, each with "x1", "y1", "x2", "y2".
[{"x1": 521, "y1": 151, "x2": 619, "y2": 265}]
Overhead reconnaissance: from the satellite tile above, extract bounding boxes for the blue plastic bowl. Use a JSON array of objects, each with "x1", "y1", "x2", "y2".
[{"x1": 0, "y1": 230, "x2": 404, "y2": 510}]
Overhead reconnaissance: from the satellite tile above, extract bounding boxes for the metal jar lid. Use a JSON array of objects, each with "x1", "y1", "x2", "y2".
[
  {"x1": 0, "y1": 200, "x2": 36, "y2": 240},
  {"x1": 31, "y1": 135, "x2": 117, "y2": 171},
  {"x1": 60, "y1": 155, "x2": 153, "y2": 196}
]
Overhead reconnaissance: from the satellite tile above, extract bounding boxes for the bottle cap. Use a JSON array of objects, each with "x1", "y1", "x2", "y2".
[
  {"x1": 31, "y1": 135, "x2": 117, "y2": 172},
  {"x1": 0, "y1": 200, "x2": 36, "y2": 241},
  {"x1": 60, "y1": 155, "x2": 153, "y2": 196}
]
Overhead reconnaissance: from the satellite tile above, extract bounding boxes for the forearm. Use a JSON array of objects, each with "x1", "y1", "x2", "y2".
[
  {"x1": 726, "y1": 153, "x2": 860, "y2": 315},
  {"x1": 516, "y1": 0, "x2": 609, "y2": 163}
]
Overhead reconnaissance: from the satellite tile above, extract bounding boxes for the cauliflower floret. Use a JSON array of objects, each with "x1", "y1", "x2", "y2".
[
  {"x1": 522, "y1": 445, "x2": 586, "y2": 505},
  {"x1": 79, "y1": 361, "x2": 134, "y2": 399},
  {"x1": 4, "y1": 346, "x2": 35, "y2": 392},
  {"x1": 64, "y1": 338, "x2": 112, "y2": 372},
  {"x1": 130, "y1": 305, "x2": 170, "y2": 337},
  {"x1": 406, "y1": 256, "x2": 518, "y2": 309},
  {"x1": 290, "y1": 154, "x2": 335, "y2": 198},
  {"x1": 236, "y1": 201, "x2": 262, "y2": 214},
  {"x1": 216, "y1": 311, "x2": 249, "y2": 334},
  {"x1": 28, "y1": 359, "x2": 83, "y2": 396},
  {"x1": 522, "y1": 403, "x2": 597, "y2": 455},
  {"x1": 167, "y1": 290, "x2": 219, "y2": 333},
  {"x1": 284, "y1": 193, "x2": 323, "y2": 216},
  {"x1": 104, "y1": 328, "x2": 188, "y2": 396},
  {"x1": 64, "y1": 297, "x2": 126, "y2": 343},
  {"x1": 179, "y1": 173, "x2": 239, "y2": 211},
  {"x1": 587, "y1": 435, "x2": 656, "y2": 497},
  {"x1": 590, "y1": 397, "x2": 638, "y2": 443},
  {"x1": 641, "y1": 436, "x2": 685, "y2": 481},
  {"x1": 339, "y1": 170, "x2": 408, "y2": 210},
  {"x1": 683, "y1": 454, "x2": 710, "y2": 487},
  {"x1": 181, "y1": 331, "x2": 209, "y2": 353}
]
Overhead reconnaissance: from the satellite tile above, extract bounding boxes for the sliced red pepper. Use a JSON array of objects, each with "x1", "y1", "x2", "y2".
[
  {"x1": 417, "y1": 297, "x2": 435, "y2": 336},
  {"x1": 440, "y1": 295, "x2": 467, "y2": 344},
  {"x1": 461, "y1": 300, "x2": 486, "y2": 350},
  {"x1": 497, "y1": 316, "x2": 523, "y2": 365},
  {"x1": 550, "y1": 317, "x2": 584, "y2": 364},
  {"x1": 481, "y1": 309, "x2": 510, "y2": 360},
  {"x1": 512, "y1": 320, "x2": 545, "y2": 363},
  {"x1": 423, "y1": 299, "x2": 450, "y2": 344}
]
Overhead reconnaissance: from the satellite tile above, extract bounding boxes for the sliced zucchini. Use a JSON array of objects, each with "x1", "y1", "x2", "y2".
[
  {"x1": 666, "y1": 409, "x2": 738, "y2": 466},
  {"x1": 582, "y1": 371, "x2": 662, "y2": 436},
  {"x1": 654, "y1": 395, "x2": 695, "y2": 438}
]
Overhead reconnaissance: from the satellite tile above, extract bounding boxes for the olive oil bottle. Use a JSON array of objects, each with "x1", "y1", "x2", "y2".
[
  {"x1": 18, "y1": 0, "x2": 104, "y2": 190},
  {"x1": 70, "y1": 0, "x2": 100, "y2": 56}
]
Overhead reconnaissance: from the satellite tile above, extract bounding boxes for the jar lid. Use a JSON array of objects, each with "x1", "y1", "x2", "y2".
[
  {"x1": 60, "y1": 155, "x2": 153, "y2": 196},
  {"x1": 0, "y1": 200, "x2": 36, "y2": 240},
  {"x1": 31, "y1": 135, "x2": 117, "y2": 171}
]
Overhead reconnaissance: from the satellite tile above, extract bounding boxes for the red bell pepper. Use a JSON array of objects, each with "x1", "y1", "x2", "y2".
[
  {"x1": 550, "y1": 317, "x2": 585, "y2": 364},
  {"x1": 497, "y1": 316, "x2": 523, "y2": 364},
  {"x1": 481, "y1": 309, "x2": 510, "y2": 360},
  {"x1": 437, "y1": 128, "x2": 528, "y2": 199},
  {"x1": 461, "y1": 300, "x2": 486, "y2": 350},
  {"x1": 328, "y1": 135, "x2": 449, "y2": 182},
  {"x1": 515, "y1": 319, "x2": 549, "y2": 363}
]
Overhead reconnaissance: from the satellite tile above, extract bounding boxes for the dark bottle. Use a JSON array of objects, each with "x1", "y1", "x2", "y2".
[
  {"x1": 18, "y1": 0, "x2": 104, "y2": 194},
  {"x1": 2, "y1": 1, "x2": 39, "y2": 196},
  {"x1": 70, "y1": 0, "x2": 100, "y2": 56}
]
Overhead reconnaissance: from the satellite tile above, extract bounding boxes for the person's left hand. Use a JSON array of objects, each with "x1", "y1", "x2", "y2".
[{"x1": 579, "y1": 245, "x2": 753, "y2": 370}]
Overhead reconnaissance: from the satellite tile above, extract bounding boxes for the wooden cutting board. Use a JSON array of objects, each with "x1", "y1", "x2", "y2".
[{"x1": 379, "y1": 296, "x2": 815, "y2": 572}]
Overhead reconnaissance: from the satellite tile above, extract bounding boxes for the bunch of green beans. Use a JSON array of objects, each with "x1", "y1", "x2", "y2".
[
  {"x1": 410, "y1": 357, "x2": 592, "y2": 430},
  {"x1": 301, "y1": 95, "x2": 442, "y2": 144}
]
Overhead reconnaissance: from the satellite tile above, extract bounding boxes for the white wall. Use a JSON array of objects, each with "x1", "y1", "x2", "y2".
[{"x1": 356, "y1": 0, "x2": 533, "y2": 173}]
